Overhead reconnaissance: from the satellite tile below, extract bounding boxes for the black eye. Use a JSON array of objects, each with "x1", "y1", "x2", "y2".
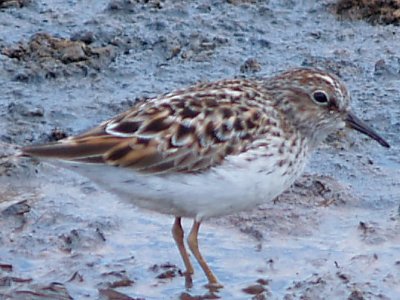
[{"x1": 312, "y1": 91, "x2": 329, "y2": 105}]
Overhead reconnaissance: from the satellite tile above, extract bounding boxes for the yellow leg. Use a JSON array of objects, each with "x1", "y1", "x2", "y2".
[
  {"x1": 172, "y1": 217, "x2": 194, "y2": 287},
  {"x1": 187, "y1": 220, "x2": 223, "y2": 288}
]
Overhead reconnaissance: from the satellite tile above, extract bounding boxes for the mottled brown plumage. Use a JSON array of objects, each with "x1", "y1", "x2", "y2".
[{"x1": 23, "y1": 79, "x2": 284, "y2": 173}]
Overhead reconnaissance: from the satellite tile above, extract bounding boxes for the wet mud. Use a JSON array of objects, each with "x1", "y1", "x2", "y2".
[
  {"x1": 336, "y1": 0, "x2": 400, "y2": 25},
  {"x1": 1, "y1": 1, "x2": 399, "y2": 299}
]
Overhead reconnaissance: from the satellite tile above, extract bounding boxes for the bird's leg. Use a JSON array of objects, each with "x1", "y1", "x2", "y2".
[
  {"x1": 187, "y1": 220, "x2": 223, "y2": 289},
  {"x1": 172, "y1": 217, "x2": 194, "y2": 287}
]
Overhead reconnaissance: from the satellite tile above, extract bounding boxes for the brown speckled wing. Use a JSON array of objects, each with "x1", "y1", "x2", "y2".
[{"x1": 22, "y1": 79, "x2": 272, "y2": 174}]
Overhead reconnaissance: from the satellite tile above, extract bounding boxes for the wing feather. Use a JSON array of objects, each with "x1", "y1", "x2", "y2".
[{"x1": 22, "y1": 79, "x2": 275, "y2": 174}]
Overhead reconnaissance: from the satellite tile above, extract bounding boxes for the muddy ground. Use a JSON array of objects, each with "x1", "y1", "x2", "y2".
[{"x1": 0, "y1": 1, "x2": 399, "y2": 299}]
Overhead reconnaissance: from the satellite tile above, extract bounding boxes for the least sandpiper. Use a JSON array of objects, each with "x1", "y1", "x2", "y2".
[{"x1": 21, "y1": 68, "x2": 390, "y2": 288}]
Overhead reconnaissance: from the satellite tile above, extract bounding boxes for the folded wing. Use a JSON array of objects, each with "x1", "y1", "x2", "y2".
[{"x1": 22, "y1": 80, "x2": 271, "y2": 174}]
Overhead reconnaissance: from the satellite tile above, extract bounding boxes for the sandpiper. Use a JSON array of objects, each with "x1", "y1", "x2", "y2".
[{"x1": 21, "y1": 68, "x2": 390, "y2": 288}]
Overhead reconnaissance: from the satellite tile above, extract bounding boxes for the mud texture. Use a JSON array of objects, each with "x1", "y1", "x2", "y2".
[
  {"x1": 336, "y1": 0, "x2": 400, "y2": 25},
  {"x1": 2, "y1": 32, "x2": 116, "y2": 81},
  {"x1": 0, "y1": 1, "x2": 399, "y2": 299}
]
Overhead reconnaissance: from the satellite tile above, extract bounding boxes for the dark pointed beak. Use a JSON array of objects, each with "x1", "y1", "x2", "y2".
[{"x1": 346, "y1": 111, "x2": 390, "y2": 148}]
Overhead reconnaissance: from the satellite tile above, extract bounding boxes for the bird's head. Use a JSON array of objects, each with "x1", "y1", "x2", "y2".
[{"x1": 266, "y1": 68, "x2": 389, "y2": 148}]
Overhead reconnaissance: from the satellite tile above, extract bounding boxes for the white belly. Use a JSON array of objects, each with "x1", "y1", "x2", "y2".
[{"x1": 51, "y1": 141, "x2": 309, "y2": 221}]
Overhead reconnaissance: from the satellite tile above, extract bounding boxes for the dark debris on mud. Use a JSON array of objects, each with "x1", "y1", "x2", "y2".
[
  {"x1": 2, "y1": 33, "x2": 116, "y2": 82},
  {"x1": 99, "y1": 288, "x2": 145, "y2": 300},
  {"x1": 107, "y1": 0, "x2": 164, "y2": 11},
  {"x1": 0, "y1": 0, "x2": 30, "y2": 9},
  {"x1": 149, "y1": 262, "x2": 183, "y2": 281},
  {"x1": 336, "y1": 0, "x2": 400, "y2": 25},
  {"x1": 241, "y1": 278, "x2": 271, "y2": 299},
  {"x1": 2, "y1": 282, "x2": 73, "y2": 300}
]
